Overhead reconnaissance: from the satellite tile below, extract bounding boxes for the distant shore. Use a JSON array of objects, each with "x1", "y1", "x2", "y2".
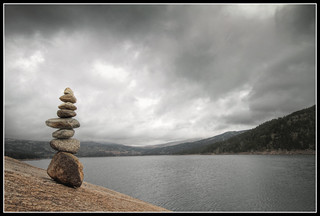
[
  {"x1": 205, "y1": 149, "x2": 316, "y2": 155},
  {"x1": 17, "y1": 149, "x2": 316, "y2": 161}
]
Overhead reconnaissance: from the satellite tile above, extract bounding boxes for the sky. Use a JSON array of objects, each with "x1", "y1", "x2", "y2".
[{"x1": 4, "y1": 4, "x2": 316, "y2": 146}]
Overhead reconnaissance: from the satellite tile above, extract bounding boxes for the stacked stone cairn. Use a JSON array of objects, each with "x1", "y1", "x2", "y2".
[{"x1": 45, "y1": 87, "x2": 84, "y2": 188}]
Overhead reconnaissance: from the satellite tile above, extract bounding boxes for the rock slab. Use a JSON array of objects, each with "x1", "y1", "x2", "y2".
[
  {"x1": 4, "y1": 156, "x2": 170, "y2": 212},
  {"x1": 47, "y1": 152, "x2": 84, "y2": 188}
]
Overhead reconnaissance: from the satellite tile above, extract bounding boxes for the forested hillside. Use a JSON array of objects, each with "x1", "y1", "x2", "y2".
[{"x1": 183, "y1": 105, "x2": 316, "y2": 154}]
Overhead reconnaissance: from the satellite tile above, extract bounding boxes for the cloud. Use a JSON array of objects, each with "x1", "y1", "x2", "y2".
[
  {"x1": 275, "y1": 4, "x2": 315, "y2": 40},
  {"x1": 4, "y1": 4, "x2": 316, "y2": 145},
  {"x1": 246, "y1": 5, "x2": 316, "y2": 119}
]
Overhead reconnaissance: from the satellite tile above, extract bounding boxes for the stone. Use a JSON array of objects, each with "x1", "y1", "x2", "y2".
[
  {"x1": 47, "y1": 152, "x2": 84, "y2": 188},
  {"x1": 57, "y1": 109, "x2": 77, "y2": 118},
  {"x1": 46, "y1": 118, "x2": 80, "y2": 129},
  {"x1": 52, "y1": 129, "x2": 75, "y2": 139},
  {"x1": 64, "y1": 87, "x2": 74, "y2": 95},
  {"x1": 60, "y1": 94, "x2": 77, "y2": 103},
  {"x1": 50, "y1": 138, "x2": 80, "y2": 154},
  {"x1": 58, "y1": 102, "x2": 77, "y2": 110}
]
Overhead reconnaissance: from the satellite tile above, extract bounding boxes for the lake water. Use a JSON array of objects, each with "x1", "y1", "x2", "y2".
[{"x1": 25, "y1": 155, "x2": 316, "y2": 212}]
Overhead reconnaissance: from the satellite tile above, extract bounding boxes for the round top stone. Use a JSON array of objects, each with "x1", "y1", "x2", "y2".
[{"x1": 64, "y1": 87, "x2": 74, "y2": 95}]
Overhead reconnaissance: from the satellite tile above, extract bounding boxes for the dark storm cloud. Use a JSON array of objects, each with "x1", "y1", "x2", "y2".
[
  {"x1": 5, "y1": 5, "x2": 77, "y2": 35},
  {"x1": 246, "y1": 5, "x2": 316, "y2": 121},
  {"x1": 4, "y1": 4, "x2": 316, "y2": 145},
  {"x1": 275, "y1": 5, "x2": 315, "y2": 40},
  {"x1": 212, "y1": 4, "x2": 316, "y2": 127},
  {"x1": 5, "y1": 4, "x2": 169, "y2": 39}
]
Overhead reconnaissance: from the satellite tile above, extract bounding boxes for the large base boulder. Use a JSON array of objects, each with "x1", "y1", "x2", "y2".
[{"x1": 47, "y1": 152, "x2": 84, "y2": 188}]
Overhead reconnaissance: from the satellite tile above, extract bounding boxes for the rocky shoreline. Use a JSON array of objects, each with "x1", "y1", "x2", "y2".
[{"x1": 4, "y1": 156, "x2": 170, "y2": 212}]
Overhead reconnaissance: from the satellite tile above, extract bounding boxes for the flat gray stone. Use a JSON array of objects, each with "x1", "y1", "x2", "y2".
[
  {"x1": 57, "y1": 109, "x2": 77, "y2": 118},
  {"x1": 50, "y1": 138, "x2": 80, "y2": 154},
  {"x1": 52, "y1": 129, "x2": 75, "y2": 139},
  {"x1": 46, "y1": 118, "x2": 80, "y2": 129},
  {"x1": 60, "y1": 94, "x2": 77, "y2": 103},
  {"x1": 58, "y1": 102, "x2": 77, "y2": 110}
]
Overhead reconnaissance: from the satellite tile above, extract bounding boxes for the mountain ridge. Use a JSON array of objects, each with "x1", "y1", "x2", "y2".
[
  {"x1": 4, "y1": 105, "x2": 316, "y2": 159},
  {"x1": 4, "y1": 130, "x2": 245, "y2": 159}
]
